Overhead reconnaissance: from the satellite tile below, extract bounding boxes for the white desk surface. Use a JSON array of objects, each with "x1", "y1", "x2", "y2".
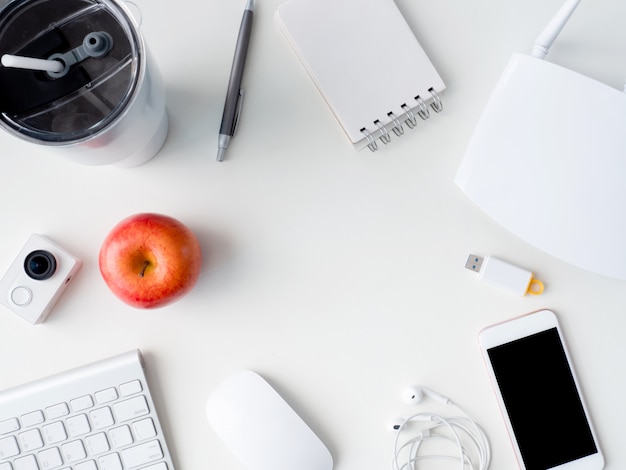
[{"x1": 1, "y1": 0, "x2": 625, "y2": 468}]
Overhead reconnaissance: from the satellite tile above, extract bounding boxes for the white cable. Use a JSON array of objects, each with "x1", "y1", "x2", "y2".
[{"x1": 392, "y1": 402, "x2": 491, "y2": 470}]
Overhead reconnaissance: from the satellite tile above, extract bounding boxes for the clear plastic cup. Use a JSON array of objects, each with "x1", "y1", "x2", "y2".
[{"x1": 0, "y1": 0, "x2": 168, "y2": 167}]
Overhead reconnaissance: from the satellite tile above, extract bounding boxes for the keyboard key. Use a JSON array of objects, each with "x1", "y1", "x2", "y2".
[
  {"x1": 109, "y1": 425, "x2": 133, "y2": 448},
  {"x1": 46, "y1": 403, "x2": 69, "y2": 420},
  {"x1": 132, "y1": 418, "x2": 156, "y2": 440},
  {"x1": 43, "y1": 421, "x2": 67, "y2": 444},
  {"x1": 21, "y1": 410, "x2": 44, "y2": 427},
  {"x1": 14, "y1": 454, "x2": 38, "y2": 470},
  {"x1": 75, "y1": 460, "x2": 97, "y2": 470},
  {"x1": 86, "y1": 432, "x2": 110, "y2": 455},
  {"x1": 39, "y1": 446, "x2": 63, "y2": 469},
  {"x1": 113, "y1": 396, "x2": 149, "y2": 422},
  {"x1": 0, "y1": 436, "x2": 19, "y2": 459},
  {"x1": 95, "y1": 388, "x2": 118, "y2": 404},
  {"x1": 0, "y1": 418, "x2": 20, "y2": 435},
  {"x1": 0, "y1": 462, "x2": 12, "y2": 470},
  {"x1": 143, "y1": 463, "x2": 168, "y2": 470},
  {"x1": 119, "y1": 380, "x2": 142, "y2": 397},
  {"x1": 121, "y1": 440, "x2": 163, "y2": 468},
  {"x1": 66, "y1": 414, "x2": 90, "y2": 437},
  {"x1": 70, "y1": 395, "x2": 94, "y2": 412},
  {"x1": 99, "y1": 452, "x2": 123, "y2": 470},
  {"x1": 90, "y1": 407, "x2": 114, "y2": 430},
  {"x1": 19, "y1": 428, "x2": 44, "y2": 451},
  {"x1": 62, "y1": 439, "x2": 87, "y2": 462}
]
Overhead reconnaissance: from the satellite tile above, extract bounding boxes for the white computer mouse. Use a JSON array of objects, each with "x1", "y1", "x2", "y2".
[{"x1": 206, "y1": 370, "x2": 333, "y2": 470}]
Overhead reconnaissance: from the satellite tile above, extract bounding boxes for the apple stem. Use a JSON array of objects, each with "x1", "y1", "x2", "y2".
[{"x1": 139, "y1": 261, "x2": 150, "y2": 277}]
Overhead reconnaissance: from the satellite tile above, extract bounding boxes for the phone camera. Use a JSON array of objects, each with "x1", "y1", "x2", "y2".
[{"x1": 24, "y1": 250, "x2": 57, "y2": 281}]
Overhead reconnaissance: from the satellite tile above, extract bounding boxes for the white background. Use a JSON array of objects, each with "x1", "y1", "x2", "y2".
[{"x1": 1, "y1": 0, "x2": 625, "y2": 468}]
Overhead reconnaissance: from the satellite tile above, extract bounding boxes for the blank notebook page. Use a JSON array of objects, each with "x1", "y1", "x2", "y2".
[{"x1": 276, "y1": 0, "x2": 445, "y2": 149}]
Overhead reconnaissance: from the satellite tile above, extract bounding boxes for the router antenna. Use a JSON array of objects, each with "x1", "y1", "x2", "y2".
[{"x1": 531, "y1": 0, "x2": 582, "y2": 59}]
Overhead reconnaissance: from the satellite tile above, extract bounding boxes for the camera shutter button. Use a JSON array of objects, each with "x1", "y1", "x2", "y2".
[{"x1": 10, "y1": 286, "x2": 32, "y2": 306}]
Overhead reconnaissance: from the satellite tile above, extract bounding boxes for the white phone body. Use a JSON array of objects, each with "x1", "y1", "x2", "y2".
[{"x1": 478, "y1": 309, "x2": 604, "y2": 470}]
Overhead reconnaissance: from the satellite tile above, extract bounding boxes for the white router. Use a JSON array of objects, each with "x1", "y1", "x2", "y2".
[{"x1": 455, "y1": 0, "x2": 626, "y2": 280}]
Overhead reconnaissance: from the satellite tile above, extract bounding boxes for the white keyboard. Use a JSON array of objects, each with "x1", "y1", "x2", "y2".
[{"x1": 0, "y1": 350, "x2": 175, "y2": 470}]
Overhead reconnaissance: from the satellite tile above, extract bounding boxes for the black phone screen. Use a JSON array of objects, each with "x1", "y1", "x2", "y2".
[{"x1": 487, "y1": 327, "x2": 598, "y2": 469}]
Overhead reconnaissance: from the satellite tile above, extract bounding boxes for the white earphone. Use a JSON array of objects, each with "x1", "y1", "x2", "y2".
[
  {"x1": 390, "y1": 385, "x2": 491, "y2": 470},
  {"x1": 402, "y1": 385, "x2": 450, "y2": 406}
]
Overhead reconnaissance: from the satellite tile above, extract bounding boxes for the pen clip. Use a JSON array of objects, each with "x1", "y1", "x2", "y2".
[{"x1": 231, "y1": 89, "x2": 244, "y2": 136}]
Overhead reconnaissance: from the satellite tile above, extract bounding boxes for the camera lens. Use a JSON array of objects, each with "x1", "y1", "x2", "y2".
[{"x1": 24, "y1": 250, "x2": 57, "y2": 280}]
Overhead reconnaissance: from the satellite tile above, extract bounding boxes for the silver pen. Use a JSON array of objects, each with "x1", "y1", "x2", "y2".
[{"x1": 217, "y1": 0, "x2": 255, "y2": 162}]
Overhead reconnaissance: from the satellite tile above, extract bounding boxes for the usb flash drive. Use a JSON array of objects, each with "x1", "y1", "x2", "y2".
[{"x1": 465, "y1": 254, "x2": 544, "y2": 296}]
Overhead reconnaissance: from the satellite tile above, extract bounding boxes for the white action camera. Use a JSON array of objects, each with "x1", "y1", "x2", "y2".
[{"x1": 0, "y1": 234, "x2": 82, "y2": 324}]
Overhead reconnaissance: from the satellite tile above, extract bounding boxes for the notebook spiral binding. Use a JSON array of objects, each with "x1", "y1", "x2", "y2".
[{"x1": 360, "y1": 88, "x2": 443, "y2": 152}]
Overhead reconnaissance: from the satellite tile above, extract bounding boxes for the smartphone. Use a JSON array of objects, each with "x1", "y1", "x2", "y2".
[{"x1": 478, "y1": 309, "x2": 604, "y2": 470}]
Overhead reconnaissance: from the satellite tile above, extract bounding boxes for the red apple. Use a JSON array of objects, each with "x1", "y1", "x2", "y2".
[{"x1": 99, "y1": 213, "x2": 202, "y2": 309}]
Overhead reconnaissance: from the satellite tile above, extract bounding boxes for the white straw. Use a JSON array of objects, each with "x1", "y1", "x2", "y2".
[{"x1": 1, "y1": 54, "x2": 64, "y2": 73}]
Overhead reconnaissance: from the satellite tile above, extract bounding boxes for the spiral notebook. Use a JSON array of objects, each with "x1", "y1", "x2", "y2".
[{"x1": 275, "y1": 0, "x2": 445, "y2": 152}]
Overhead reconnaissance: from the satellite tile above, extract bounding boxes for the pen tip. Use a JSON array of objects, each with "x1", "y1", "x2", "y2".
[
  {"x1": 217, "y1": 147, "x2": 226, "y2": 162},
  {"x1": 245, "y1": 0, "x2": 254, "y2": 11}
]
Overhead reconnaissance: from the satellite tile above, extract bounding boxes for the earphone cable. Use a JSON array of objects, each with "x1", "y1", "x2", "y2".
[{"x1": 391, "y1": 403, "x2": 491, "y2": 470}]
